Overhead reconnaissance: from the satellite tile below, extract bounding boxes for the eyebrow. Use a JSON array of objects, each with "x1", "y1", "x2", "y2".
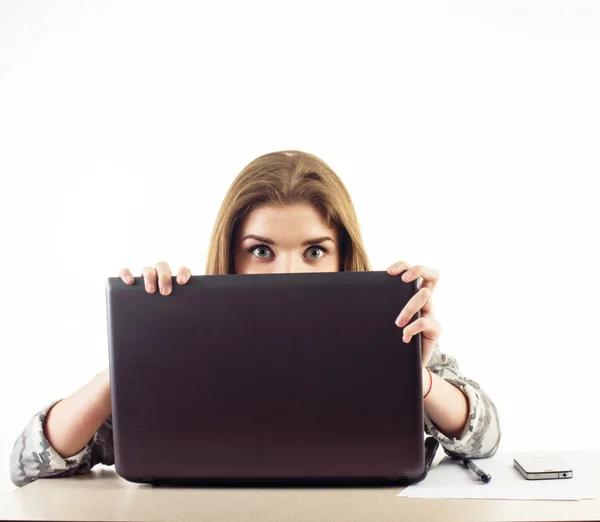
[{"x1": 241, "y1": 234, "x2": 335, "y2": 247}]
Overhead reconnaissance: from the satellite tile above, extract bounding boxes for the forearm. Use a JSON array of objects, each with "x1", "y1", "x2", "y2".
[
  {"x1": 43, "y1": 368, "x2": 112, "y2": 458},
  {"x1": 422, "y1": 367, "x2": 469, "y2": 439}
]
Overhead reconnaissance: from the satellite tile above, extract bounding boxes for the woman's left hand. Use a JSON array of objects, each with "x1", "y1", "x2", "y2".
[{"x1": 387, "y1": 261, "x2": 442, "y2": 367}]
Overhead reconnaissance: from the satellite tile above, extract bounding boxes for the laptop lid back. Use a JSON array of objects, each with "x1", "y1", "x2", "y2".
[{"x1": 106, "y1": 270, "x2": 425, "y2": 484}]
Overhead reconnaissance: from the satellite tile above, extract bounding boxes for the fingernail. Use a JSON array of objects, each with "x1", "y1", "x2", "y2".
[
  {"x1": 126, "y1": 276, "x2": 133, "y2": 284},
  {"x1": 402, "y1": 270, "x2": 412, "y2": 281},
  {"x1": 147, "y1": 283, "x2": 155, "y2": 293},
  {"x1": 389, "y1": 264, "x2": 398, "y2": 273},
  {"x1": 163, "y1": 286, "x2": 171, "y2": 295},
  {"x1": 396, "y1": 316, "x2": 406, "y2": 327},
  {"x1": 177, "y1": 275, "x2": 184, "y2": 283}
]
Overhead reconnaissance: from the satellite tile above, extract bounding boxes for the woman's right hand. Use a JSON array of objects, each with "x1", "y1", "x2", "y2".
[{"x1": 119, "y1": 261, "x2": 192, "y2": 295}]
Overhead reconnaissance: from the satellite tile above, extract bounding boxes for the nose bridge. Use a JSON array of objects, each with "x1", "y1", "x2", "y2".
[{"x1": 276, "y1": 250, "x2": 303, "y2": 273}]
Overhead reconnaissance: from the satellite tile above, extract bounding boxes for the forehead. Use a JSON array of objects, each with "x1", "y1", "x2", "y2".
[
  {"x1": 238, "y1": 204, "x2": 335, "y2": 241},
  {"x1": 239, "y1": 203, "x2": 332, "y2": 233}
]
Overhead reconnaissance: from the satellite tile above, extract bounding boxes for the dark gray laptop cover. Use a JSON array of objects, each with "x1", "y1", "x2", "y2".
[{"x1": 106, "y1": 270, "x2": 428, "y2": 486}]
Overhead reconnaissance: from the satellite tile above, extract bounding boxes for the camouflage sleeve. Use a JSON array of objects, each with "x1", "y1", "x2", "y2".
[
  {"x1": 423, "y1": 341, "x2": 501, "y2": 459},
  {"x1": 9, "y1": 400, "x2": 114, "y2": 488}
]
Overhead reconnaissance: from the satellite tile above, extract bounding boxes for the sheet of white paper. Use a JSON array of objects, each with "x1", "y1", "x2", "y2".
[{"x1": 397, "y1": 452, "x2": 597, "y2": 500}]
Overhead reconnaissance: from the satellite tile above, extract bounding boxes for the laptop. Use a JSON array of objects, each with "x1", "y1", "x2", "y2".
[{"x1": 106, "y1": 270, "x2": 433, "y2": 486}]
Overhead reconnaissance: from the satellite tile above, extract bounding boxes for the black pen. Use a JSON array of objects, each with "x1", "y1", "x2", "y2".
[{"x1": 463, "y1": 458, "x2": 492, "y2": 483}]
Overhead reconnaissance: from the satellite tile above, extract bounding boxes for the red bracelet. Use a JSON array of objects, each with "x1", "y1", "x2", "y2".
[{"x1": 423, "y1": 368, "x2": 433, "y2": 399}]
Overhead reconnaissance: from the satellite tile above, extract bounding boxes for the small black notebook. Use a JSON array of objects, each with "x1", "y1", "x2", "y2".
[{"x1": 424, "y1": 436, "x2": 440, "y2": 473}]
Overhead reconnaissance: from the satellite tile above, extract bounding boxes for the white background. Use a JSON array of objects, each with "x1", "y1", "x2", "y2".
[{"x1": 0, "y1": 0, "x2": 598, "y2": 496}]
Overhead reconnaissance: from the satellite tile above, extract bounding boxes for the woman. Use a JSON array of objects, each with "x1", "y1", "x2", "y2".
[{"x1": 10, "y1": 150, "x2": 501, "y2": 488}]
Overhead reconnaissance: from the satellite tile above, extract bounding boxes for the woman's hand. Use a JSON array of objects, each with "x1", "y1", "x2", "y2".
[
  {"x1": 387, "y1": 261, "x2": 442, "y2": 367},
  {"x1": 119, "y1": 261, "x2": 192, "y2": 295}
]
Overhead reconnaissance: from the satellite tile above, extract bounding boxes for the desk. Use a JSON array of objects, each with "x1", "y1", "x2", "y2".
[{"x1": 1, "y1": 451, "x2": 599, "y2": 522}]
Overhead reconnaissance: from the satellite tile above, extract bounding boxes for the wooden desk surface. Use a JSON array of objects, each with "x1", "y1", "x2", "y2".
[{"x1": 1, "y1": 451, "x2": 599, "y2": 522}]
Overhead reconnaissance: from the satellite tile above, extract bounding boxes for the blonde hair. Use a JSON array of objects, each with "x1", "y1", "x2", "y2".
[{"x1": 205, "y1": 150, "x2": 372, "y2": 275}]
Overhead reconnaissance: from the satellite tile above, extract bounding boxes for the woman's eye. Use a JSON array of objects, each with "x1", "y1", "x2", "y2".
[
  {"x1": 306, "y1": 246, "x2": 326, "y2": 259},
  {"x1": 251, "y1": 246, "x2": 272, "y2": 258}
]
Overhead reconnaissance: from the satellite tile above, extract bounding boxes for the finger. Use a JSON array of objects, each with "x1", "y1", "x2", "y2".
[
  {"x1": 176, "y1": 266, "x2": 192, "y2": 285},
  {"x1": 387, "y1": 261, "x2": 412, "y2": 276},
  {"x1": 395, "y1": 287, "x2": 432, "y2": 327},
  {"x1": 141, "y1": 266, "x2": 157, "y2": 293},
  {"x1": 401, "y1": 317, "x2": 441, "y2": 344},
  {"x1": 119, "y1": 267, "x2": 134, "y2": 285},
  {"x1": 401, "y1": 264, "x2": 440, "y2": 291},
  {"x1": 154, "y1": 261, "x2": 172, "y2": 295}
]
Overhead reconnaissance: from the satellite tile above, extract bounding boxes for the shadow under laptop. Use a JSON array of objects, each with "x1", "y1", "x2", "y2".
[{"x1": 143, "y1": 477, "x2": 423, "y2": 489}]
